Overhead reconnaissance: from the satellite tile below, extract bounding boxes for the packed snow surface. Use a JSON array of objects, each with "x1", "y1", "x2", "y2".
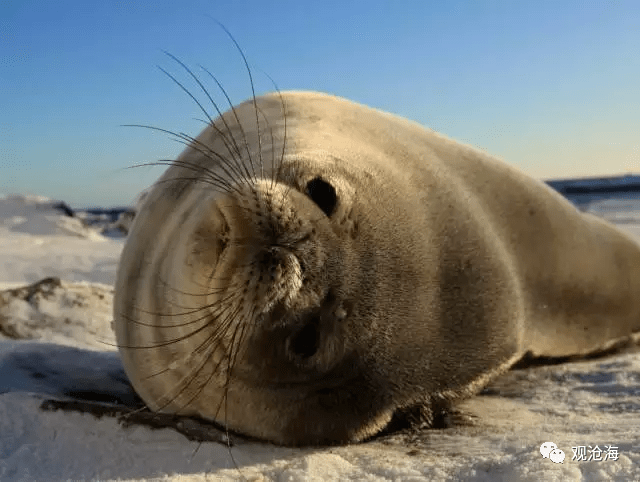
[{"x1": 1, "y1": 192, "x2": 639, "y2": 481}]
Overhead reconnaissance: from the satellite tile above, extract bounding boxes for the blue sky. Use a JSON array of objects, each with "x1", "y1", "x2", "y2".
[{"x1": 2, "y1": 0, "x2": 639, "y2": 208}]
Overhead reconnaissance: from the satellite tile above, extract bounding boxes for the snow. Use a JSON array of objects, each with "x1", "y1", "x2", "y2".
[
  {"x1": 0, "y1": 192, "x2": 639, "y2": 481},
  {"x1": 0, "y1": 195, "x2": 123, "y2": 286}
]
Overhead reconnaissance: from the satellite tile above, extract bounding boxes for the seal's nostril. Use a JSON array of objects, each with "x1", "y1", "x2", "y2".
[{"x1": 289, "y1": 315, "x2": 321, "y2": 359}]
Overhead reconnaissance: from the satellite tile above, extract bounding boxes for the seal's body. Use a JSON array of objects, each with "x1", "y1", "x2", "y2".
[{"x1": 114, "y1": 91, "x2": 640, "y2": 446}]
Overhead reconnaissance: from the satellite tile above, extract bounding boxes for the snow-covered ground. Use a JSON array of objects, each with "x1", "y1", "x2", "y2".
[{"x1": 1, "y1": 192, "x2": 639, "y2": 481}]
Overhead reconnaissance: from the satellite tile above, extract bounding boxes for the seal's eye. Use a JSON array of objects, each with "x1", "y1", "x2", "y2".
[{"x1": 306, "y1": 177, "x2": 337, "y2": 217}]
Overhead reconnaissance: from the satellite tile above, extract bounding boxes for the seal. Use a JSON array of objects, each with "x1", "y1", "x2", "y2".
[{"x1": 114, "y1": 90, "x2": 640, "y2": 446}]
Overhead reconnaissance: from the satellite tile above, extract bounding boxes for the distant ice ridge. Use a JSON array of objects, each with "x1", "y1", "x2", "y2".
[
  {"x1": 0, "y1": 194, "x2": 105, "y2": 240},
  {"x1": 546, "y1": 173, "x2": 640, "y2": 192},
  {"x1": 76, "y1": 188, "x2": 148, "y2": 236},
  {"x1": 585, "y1": 197, "x2": 640, "y2": 224},
  {"x1": 0, "y1": 193, "x2": 139, "y2": 239}
]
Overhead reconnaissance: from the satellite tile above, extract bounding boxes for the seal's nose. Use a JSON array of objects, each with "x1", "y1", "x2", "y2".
[{"x1": 253, "y1": 245, "x2": 303, "y2": 313}]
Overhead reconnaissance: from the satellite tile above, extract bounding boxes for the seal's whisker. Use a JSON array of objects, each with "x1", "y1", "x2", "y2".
[
  {"x1": 276, "y1": 91, "x2": 288, "y2": 187},
  {"x1": 164, "y1": 144, "x2": 248, "y2": 194},
  {"x1": 198, "y1": 65, "x2": 257, "y2": 186},
  {"x1": 118, "y1": 311, "x2": 209, "y2": 329},
  {"x1": 155, "y1": 157, "x2": 236, "y2": 193},
  {"x1": 211, "y1": 306, "x2": 255, "y2": 420},
  {"x1": 122, "y1": 125, "x2": 250, "y2": 193},
  {"x1": 216, "y1": 22, "x2": 263, "y2": 183},
  {"x1": 148, "y1": 311, "x2": 235, "y2": 384},
  {"x1": 156, "y1": 63, "x2": 227, "y2": 152},
  {"x1": 173, "y1": 326, "x2": 240, "y2": 413},
  {"x1": 120, "y1": 298, "x2": 244, "y2": 331},
  {"x1": 153, "y1": 279, "x2": 236, "y2": 299},
  {"x1": 195, "y1": 65, "x2": 245, "y2": 158},
  {"x1": 161, "y1": 51, "x2": 244, "y2": 165},
  {"x1": 116, "y1": 290, "x2": 242, "y2": 328},
  {"x1": 122, "y1": 123, "x2": 194, "y2": 145},
  {"x1": 164, "y1": 277, "x2": 248, "y2": 301},
  {"x1": 146, "y1": 301, "x2": 248, "y2": 414},
  {"x1": 115, "y1": 404, "x2": 153, "y2": 422},
  {"x1": 199, "y1": 24, "x2": 262, "y2": 189},
  {"x1": 114, "y1": 297, "x2": 242, "y2": 350},
  {"x1": 184, "y1": 127, "x2": 253, "y2": 193},
  {"x1": 254, "y1": 104, "x2": 276, "y2": 178},
  {"x1": 259, "y1": 71, "x2": 287, "y2": 189},
  {"x1": 132, "y1": 165, "x2": 236, "y2": 196},
  {"x1": 147, "y1": 175, "x2": 233, "y2": 198},
  {"x1": 150, "y1": 261, "x2": 256, "y2": 300},
  {"x1": 186, "y1": 119, "x2": 247, "y2": 186}
]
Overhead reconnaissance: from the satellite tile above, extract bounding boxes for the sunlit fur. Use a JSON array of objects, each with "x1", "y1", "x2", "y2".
[{"x1": 114, "y1": 59, "x2": 640, "y2": 447}]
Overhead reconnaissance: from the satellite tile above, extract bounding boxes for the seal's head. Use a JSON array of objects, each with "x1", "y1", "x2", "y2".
[{"x1": 115, "y1": 91, "x2": 523, "y2": 445}]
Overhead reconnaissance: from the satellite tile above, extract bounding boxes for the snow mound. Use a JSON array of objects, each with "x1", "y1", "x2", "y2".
[{"x1": 0, "y1": 277, "x2": 115, "y2": 350}]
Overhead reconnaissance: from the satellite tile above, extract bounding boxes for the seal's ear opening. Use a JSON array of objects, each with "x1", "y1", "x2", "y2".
[{"x1": 306, "y1": 177, "x2": 337, "y2": 217}]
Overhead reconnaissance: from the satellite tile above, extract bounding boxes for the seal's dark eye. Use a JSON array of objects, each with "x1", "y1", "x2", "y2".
[{"x1": 306, "y1": 177, "x2": 337, "y2": 217}]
